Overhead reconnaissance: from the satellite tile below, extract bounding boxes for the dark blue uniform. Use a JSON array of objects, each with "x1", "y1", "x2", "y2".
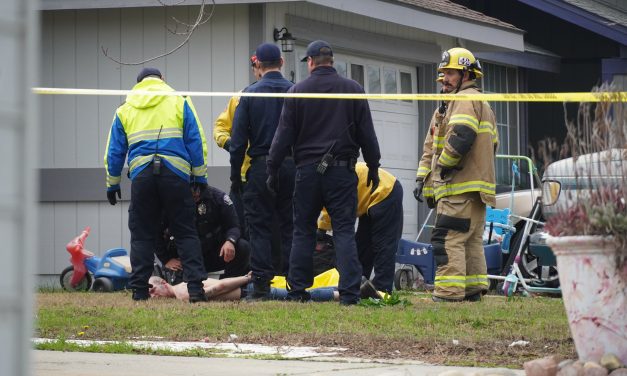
[
  {"x1": 267, "y1": 65, "x2": 381, "y2": 304},
  {"x1": 230, "y1": 71, "x2": 294, "y2": 292},
  {"x1": 156, "y1": 185, "x2": 250, "y2": 281}
]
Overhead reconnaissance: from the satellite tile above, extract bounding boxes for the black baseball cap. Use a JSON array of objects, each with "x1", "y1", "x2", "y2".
[
  {"x1": 255, "y1": 43, "x2": 281, "y2": 62},
  {"x1": 137, "y1": 67, "x2": 162, "y2": 83},
  {"x1": 300, "y1": 40, "x2": 333, "y2": 62}
]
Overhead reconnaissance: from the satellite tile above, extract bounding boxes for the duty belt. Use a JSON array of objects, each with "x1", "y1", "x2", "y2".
[
  {"x1": 251, "y1": 155, "x2": 267, "y2": 163},
  {"x1": 330, "y1": 158, "x2": 356, "y2": 168},
  {"x1": 251, "y1": 155, "x2": 293, "y2": 163}
]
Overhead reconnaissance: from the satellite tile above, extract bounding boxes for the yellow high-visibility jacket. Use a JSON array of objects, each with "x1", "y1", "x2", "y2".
[
  {"x1": 318, "y1": 162, "x2": 397, "y2": 231},
  {"x1": 214, "y1": 95, "x2": 251, "y2": 181},
  {"x1": 105, "y1": 78, "x2": 208, "y2": 190}
]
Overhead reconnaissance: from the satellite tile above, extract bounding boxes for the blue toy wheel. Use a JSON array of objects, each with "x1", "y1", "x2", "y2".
[{"x1": 92, "y1": 277, "x2": 114, "y2": 293}]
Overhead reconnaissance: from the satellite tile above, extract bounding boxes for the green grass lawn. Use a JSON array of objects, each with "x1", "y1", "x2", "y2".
[{"x1": 35, "y1": 291, "x2": 575, "y2": 368}]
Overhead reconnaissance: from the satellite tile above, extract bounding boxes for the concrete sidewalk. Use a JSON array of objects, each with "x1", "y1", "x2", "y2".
[{"x1": 33, "y1": 350, "x2": 524, "y2": 376}]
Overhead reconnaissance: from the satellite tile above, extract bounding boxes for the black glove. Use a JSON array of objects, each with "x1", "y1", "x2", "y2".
[
  {"x1": 190, "y1": 182, "x2": 206, "y2": 195},
  {"x1": 223, "y1": 138, "x2": 231, "y2": 152},
  {"x1": 413, "y1": 179, "x2": 424, "y2": 202},
  {"x1": 266, "y1": 174, "x2": 278, "y2": 196},
  {"x1": 367, "y1": 167, "x2": 379, "y2": 193},
  {"x1": 230, "y1": 177, "x2": 243, "y2": 194},
  {"x1": 440, "y1": 166, "x2": 453, "y2": 180},
  {"x1": 107, "y1": 189, "x2": 121, "y2": 206}
]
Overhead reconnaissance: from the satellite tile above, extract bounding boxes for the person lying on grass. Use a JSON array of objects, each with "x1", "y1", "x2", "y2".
[{"x1": 148, "y1": 272, "x2": 340, "y2": 302}]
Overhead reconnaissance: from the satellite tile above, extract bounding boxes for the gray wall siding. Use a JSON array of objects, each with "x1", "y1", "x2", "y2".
[
  {"x1": 39, "y1": 5, "x2": 249, "y2": 278},
  {"x1": 40, "y1": 4, "x2": 250, "y2": 170}
]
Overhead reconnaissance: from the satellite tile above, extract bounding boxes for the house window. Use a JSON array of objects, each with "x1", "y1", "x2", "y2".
[
  {"x1": 481, "y1": 62, "x2": 521, "y2": 188},
  {"x1": 367, "y1": 65, "x2": 381, "y2": 93},
  {"x1": 351, "y1": 64, "x2": 364, "y2": 87},
  {"x1": 335, "y1": 60, "x2": 347, "y2": 78},
  {"x1": 400, "y1": 71, "x2": 412, "y2": 103},
  {"x1": 383, "y1": 67, "x2": 398, "y2": 94}
]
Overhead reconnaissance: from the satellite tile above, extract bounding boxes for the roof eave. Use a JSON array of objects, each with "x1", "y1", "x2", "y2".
[
  {"x1": 518, "y1": 0, "x2": 627, "y2": 45},
  {"x1": 39, "y1": 0, "x2": 289, "y2": 10},
  {"x1": 307, "y1": 0, "x2": 525, "y2": 51}
]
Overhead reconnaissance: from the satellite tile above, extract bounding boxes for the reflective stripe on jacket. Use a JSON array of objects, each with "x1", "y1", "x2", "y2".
[
  {"x1": 318, "y1": 162, "x2": 397, "y2": 231},
  {"x1": 416, "y1": 108, "x2": 446, "y2": 200},
  {"x1": 432, "y1": 82, "x2": 498, "y2": 206},
  {"x1": 104, "y1": 78, "x2": 208, "y2": 190}
]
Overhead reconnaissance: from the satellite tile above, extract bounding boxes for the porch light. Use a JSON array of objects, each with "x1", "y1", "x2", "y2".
[{"x1": 273, "y1": 27, "x2": 295, "y2": 53}]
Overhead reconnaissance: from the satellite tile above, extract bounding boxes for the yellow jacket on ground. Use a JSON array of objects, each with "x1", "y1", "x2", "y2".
[{"x1": 318, "y1": 162, "x2": 397, "y2": 231}]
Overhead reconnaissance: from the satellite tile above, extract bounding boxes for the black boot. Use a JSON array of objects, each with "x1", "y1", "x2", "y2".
[
  {"x1": 187, "y1": 281, "x2": 208, "y2": 303},
  {"x1": 360, "y1": 279, "x2": 382, "y2": 300},
  {"x1": 245, "y1": 278, "x2": 270, "y2": 302},
  {"x1": 132, "y1": 288, "x2": 150, "y2": 301}
]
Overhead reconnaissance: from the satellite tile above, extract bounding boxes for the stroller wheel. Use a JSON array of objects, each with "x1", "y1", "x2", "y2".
[
  {"x1": 394, "y1": 268, "x2": 414, "y2": 290},
  {"x1": 502, "y1": 274, "x2": 519, "y2": 297}
]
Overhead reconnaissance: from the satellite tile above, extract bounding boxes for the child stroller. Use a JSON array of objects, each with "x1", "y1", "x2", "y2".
[{"x1": 395, "y1": 155, "x2": 561, "y2": 296}]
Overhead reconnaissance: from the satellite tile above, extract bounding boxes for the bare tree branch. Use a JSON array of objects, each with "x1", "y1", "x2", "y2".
[{"x1": 102, "y1": 0, "x2": 216, "y2": 66}]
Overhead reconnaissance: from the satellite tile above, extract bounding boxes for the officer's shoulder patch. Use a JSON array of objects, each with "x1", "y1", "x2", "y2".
[{"x1": 223, "y1": 194, "x2": 233, "y2": 206}]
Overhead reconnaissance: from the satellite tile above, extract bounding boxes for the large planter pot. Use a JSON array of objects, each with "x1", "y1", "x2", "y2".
[{"x1": 547, "y1": 235, "x2": 627, "y2": 364}]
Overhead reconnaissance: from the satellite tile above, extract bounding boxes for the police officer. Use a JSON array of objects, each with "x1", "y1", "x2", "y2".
[
  {"x1": 318, "y1": 163, "x2": 403, "y2": 293},
  {"x1": 267, "y1": 40, "x2": 381, "y2": 305},
  {"x1": 415, "y1": 48, "x2": 498, "y2": 302},
  {"x1": 230, "y1": 43, "x2": 295, "y2": 300},
  {"x1": 156, "y1": 184, "x2": 251, "y2": 283},
  {"x1": 213, "y1": 55, "x2": 261, "y2": 235},
  {"x1": 104, "y1": 68, "x2": 208, "y2": 302}
]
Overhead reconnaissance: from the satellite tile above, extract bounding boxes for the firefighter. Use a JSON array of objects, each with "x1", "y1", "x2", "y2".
[
  {"x1": 415, "y1": 48, "x2": 498, "y2": 302},
  {"x1": 317, "y1": 163, "x2": 403, "y2": 293}
]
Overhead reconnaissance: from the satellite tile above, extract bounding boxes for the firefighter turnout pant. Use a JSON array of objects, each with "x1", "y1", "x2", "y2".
[{"x1": 431, "y1": 191, "x2": 488, "y2": 300}]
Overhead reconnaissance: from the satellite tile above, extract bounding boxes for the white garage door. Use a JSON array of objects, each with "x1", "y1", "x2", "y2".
[{"x1": 296, "y1": 51, "x2": 420, "y2": 238}]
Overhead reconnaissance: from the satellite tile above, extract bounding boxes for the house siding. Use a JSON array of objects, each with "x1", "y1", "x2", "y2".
[{"x1": 38, "y1": 4, "x2": 250, "y2": 278}]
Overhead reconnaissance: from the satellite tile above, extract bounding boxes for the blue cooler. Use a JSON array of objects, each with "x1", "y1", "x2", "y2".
[
  {"x1": 483, "y1": 243, "x2": 502, "y2": 275},
  {"x1": 396, "y1": 239, "x2": 436, "y2": 284}
]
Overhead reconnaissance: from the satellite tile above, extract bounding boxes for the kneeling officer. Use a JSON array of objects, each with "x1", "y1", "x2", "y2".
[
  {"x1": 157, "y1": 184, "x2": 251, "y2": 283},
  {"x1": 318, "y1": 162, "x2": 403, "y2": 293}
]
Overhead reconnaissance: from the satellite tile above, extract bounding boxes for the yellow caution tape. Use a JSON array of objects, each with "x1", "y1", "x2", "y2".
[{"x1": 32, "y1": 87, "x2": 627, "y2": 102}]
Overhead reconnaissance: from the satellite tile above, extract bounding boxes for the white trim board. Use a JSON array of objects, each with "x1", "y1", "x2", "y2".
[
  {"x1": 306, "y1": 0, "x2": 524, "y2": 52},
  {"x1": 286, "y1": 14, "x2": 441, "y2": 64}
]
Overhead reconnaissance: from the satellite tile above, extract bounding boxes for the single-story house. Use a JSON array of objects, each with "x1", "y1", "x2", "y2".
[{"x1": 37, "y1": 0, "x2": 534, "y2": 284}]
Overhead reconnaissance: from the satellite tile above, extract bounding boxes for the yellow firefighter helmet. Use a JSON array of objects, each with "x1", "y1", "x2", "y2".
[{"x1": 437, "y1": 47, "x2": 483, "y2": 79}]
